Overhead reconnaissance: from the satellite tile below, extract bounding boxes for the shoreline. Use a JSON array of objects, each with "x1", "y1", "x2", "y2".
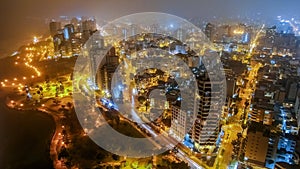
[
  {"x1": 0, "y1": 89, "x2": 56, "y2": 169},
  {"x1": 3, "y1": 88, "x2": 70, "y2": 169}
]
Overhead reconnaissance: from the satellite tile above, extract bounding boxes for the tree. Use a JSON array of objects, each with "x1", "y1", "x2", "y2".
[
  {"x1": 138, "y1": 95, "x2": 146, "y2": 104},
  {"x1": 171, "y1": 162, "x2": 189, "y2": 169},
  {"x1": 112, "y1": 154, "x2": 120, "y2": 161},
  {"x1": 67, "y1": 102, "x2": 72, "y2": 108},
  {"x1": 45, "y1": 75, "x2": 50, "y2": 83},
  {"x1": 96, "y1": 151, "x2": 106, "y2": 160},
  {"x1": 58, "y1": 147, "x2": 69, "y2": 159}
]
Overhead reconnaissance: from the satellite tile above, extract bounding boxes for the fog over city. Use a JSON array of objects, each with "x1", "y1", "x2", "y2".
[{"x1": 1, "y1": 0, "x2": 300, "y2": 57}]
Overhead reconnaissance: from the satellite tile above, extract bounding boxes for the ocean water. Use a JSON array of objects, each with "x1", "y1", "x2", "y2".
[{"x1": 0, "y1": 91, "x2": 55, "y2": 169}]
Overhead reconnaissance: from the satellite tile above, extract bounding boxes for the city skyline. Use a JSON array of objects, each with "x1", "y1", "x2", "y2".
[{"x1": 2, "y1": 0, "x2": 300, "y2": 57}]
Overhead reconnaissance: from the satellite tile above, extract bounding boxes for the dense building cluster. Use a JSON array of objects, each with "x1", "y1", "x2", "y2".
[
  {"x1": 50, "y1": 16, "x2": 97, "y2": 58},
  {"x1": 52, "y1": 16, "x2": 300, "y2": 168},
  {"x1": 202, "y1": 19, "x2": 300, "y2": 168}
]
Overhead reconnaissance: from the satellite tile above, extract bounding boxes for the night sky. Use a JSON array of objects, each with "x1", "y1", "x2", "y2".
[{"x1": 1, "y1": 0, "x2": 300, "y2": 56}]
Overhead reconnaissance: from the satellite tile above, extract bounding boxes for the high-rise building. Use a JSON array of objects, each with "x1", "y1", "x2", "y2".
[
  {"x1": 80, "y1": 18, "x2": 97, "y2": 42},
  {"x1": 130, "y1": 24, "x2": 138, "y2": 37},
  {"x1": 275, "y1": 87, "x2": 286, "y2": 103},
  {"x1": 276, "y1": 21, "x2": 294, "y2": 34},
  {"x1": 150, "y1": 24, "x2": 158, "y2": 34},
  {"x1": 97, "y1": 55, "x2": 119, "y2": 92},
  {"x1": 224, "y1": 68, "x2": 236, "y2": 98},
  {"x1": 49, "y1": 21, "x2": 61, "y2": 36},
  {"x1": 244, "y1": 131, "x2": 269, "y2": 167},
  {"x1": 204, "y1": 23, "x2": 215, "y2": 42},
  {"x1": 214, "y1": 24, "x2": 230, "y2": 42},
  {"x1": 294, "y1": 95, "x2": 300, "y2": 127},
  {"x1": 258, "y1": 26, "x2": 276, "y2": 50},
  {"x1": 266, "y1": 26, "x2": 276, "y2": 47},
  {"x1": 189, "y1": 64, "x2": 224, "y2": 151},
  {"x1": 122, "y1": 28, "x2": 128, "y2": 40},
  {"x1": 175, "y1": 28, "x2": 187, "y2": 42},
  {"x1": 53, "y1": 33, "x2": 64, "y2": 55},
  {"x1": 241, "y1": 32, "x2": 250, "y2": 44},
  {"x1": 296, "y1": 39, "x2": 300, "y2": 60},
  {"x1": 71, "y1": 17, "x2": 81, "y2": 32},
  {"x1": 63, "y1": 24, "x2": 75, "y2": 41},
  {"x1": 170, "y1": 105, "x2": 193, "y2": 141},
  {"x1": 86, "y1": 33, "x2": 106, "y2": 89},
  {"x1": 287, "y1": 82, "x2": 298, "y2": 101},
  {"x1": 82, "y1": 18, "x2": 97, "y2": 32},
  {"x1": 273, "y1": 33, "x2": 297, "y2": 56}
]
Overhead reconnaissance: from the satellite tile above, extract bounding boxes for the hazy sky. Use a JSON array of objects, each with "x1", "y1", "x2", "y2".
[{"x1": 1, "y1": 0, "x2": 300, "y2": 56}]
